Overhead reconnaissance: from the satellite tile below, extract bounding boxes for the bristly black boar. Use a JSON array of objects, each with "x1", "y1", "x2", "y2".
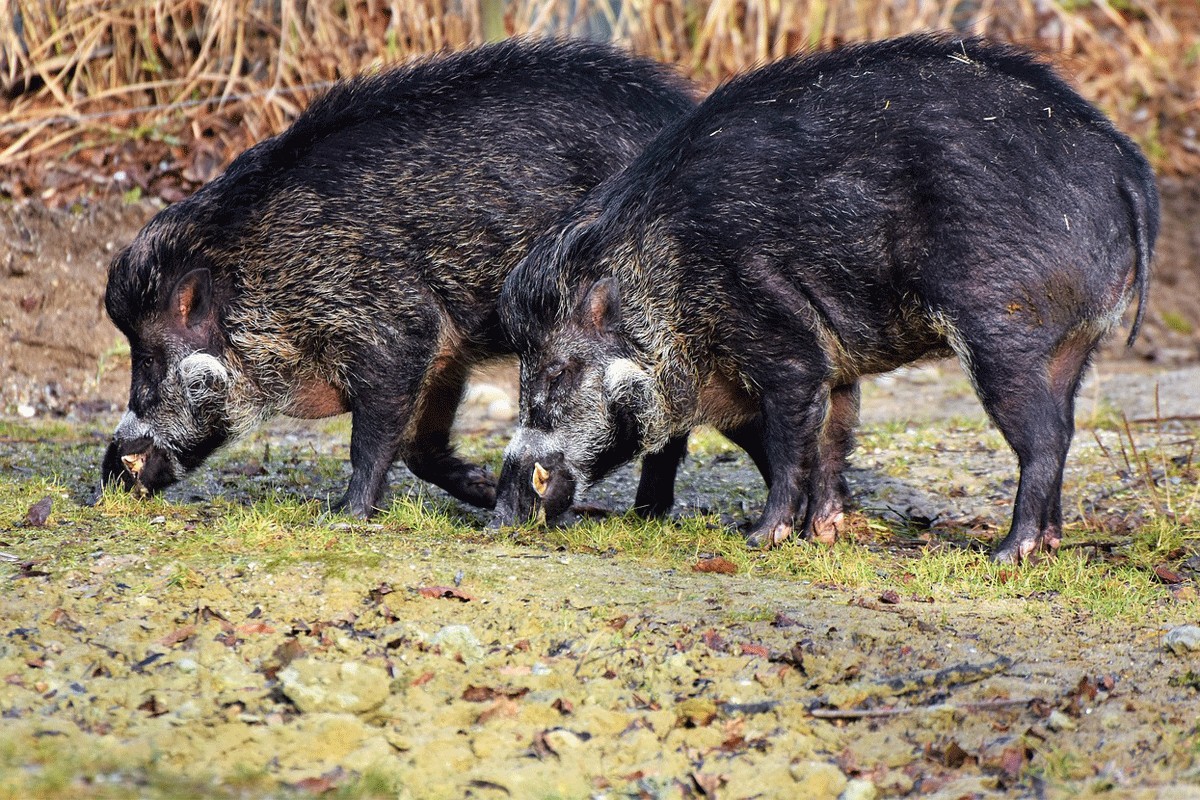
[
  {"x1": 495, "y1": 33, "x2": 1158, "y2": 563},
  {"x1": 102, "y1": 38, "x2": 695, "y2": 516}
]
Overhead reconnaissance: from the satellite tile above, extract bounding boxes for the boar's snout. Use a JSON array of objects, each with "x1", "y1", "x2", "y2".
[
  {"x1": 492, "y1": 449, "x2": 576, "y2": 527},
  {"x1": 102, "y1": 435, "x2": 175, "y2": 496}
]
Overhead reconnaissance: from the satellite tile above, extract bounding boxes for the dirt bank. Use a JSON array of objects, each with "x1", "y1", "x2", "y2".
[{"x1": 2, "y1": 178, "x2": 1200, "y2": 418}]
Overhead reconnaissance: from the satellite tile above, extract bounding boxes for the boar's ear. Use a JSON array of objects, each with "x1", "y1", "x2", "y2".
[
  {"x1": 169, "y1": 269, "x2": 213, "y2": 329},
  {"x1": 584, "y1": 277, "x2": 620, "y2": 334}
]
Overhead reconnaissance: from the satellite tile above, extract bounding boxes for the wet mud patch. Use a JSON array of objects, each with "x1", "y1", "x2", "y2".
[{"x1": 2, "y1": 410, "x2": 1199, "y2": 798}]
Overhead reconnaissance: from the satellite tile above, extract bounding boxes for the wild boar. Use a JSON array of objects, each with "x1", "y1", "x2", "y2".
[
  {"x1": 494, "y1": 33, "x2": 1157, "y2": 563},
  {"x1": 102, "y1": 38, "x2": 695, "y2": 516}
]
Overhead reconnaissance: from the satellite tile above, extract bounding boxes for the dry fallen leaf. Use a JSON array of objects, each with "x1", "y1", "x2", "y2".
[
  {"x1": 160, "y1": 625, "x2": 197, "y2": 647},
  {"x1": 462, "y1": 685, "x2": 530, "y2": 703},
  {"x1": 693, "y1": 556, "x2": 737, "y2": 575},
  {"x1": 416, "y1": 585, "x2": 476, "y2": 602},
  {"x1": 25, "y1": 496, "x2": 52, "y2": 527},
  {"x1": 477, "y1": 697, "x2": 521, "y2": 724},
  {"x1": 692, "y1": 771, "x2": 725, "y2": 797},
  {"x1": 1154, "y1": 565, "x2": 1185, "y2": 584}
]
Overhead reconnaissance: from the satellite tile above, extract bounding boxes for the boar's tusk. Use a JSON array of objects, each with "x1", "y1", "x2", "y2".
[
  {"x1": 121, "y1": 453, "x2": 146, "y2": 477},
  {"x1": 531, "y1": 462, "x2": 550, "y2": 497}
]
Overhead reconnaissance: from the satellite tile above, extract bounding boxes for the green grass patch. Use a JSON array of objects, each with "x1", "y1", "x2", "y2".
[
  {"x1": 1161, "y1": 310, "x2": 1195, "y2": 336},
  {"x1": 2, "y1": 415, "x2": 1197, "y2": 623}
]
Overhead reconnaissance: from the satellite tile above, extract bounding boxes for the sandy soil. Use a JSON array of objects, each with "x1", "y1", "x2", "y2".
[
  {"x1": 2, "y1": 410, "x2": 1200, "y2": 798},
  {"x1": 2, "y1": 185, "x2": 1200, "y2": 798}
]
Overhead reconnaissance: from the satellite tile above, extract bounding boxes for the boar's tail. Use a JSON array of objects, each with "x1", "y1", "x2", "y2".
[{"x1": 1121, "y1": 178, "x2": 1156, "y2": 348}]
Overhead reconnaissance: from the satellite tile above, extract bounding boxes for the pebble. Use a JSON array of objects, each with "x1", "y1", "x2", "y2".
[
  {"x1": 1164, "y1": 625, "x2": 1200, "y2": 656},
  {"x1": 840, "y1": 779, "x2": 879, "y2": 800},
  {"x1": 430, "y1": 624, "x2": 483, "y2": 664},
  {"x1": 790, "y1": 760, "x2": 849, "y2": 798},
  {"x1": 278, "y1": 659, "x2": 391, "y2": 714},
  {"x1": 1046, "y1": 709, "x2": 1077, "y2": 732},
  {"x1": 17, "y1": 404, "x2": 36, "y2": 418}
]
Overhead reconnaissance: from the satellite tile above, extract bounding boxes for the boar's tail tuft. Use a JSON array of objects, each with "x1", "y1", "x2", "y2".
[{"x1": 1121, "y1": 177, "x2": 1157, "y2": 348}]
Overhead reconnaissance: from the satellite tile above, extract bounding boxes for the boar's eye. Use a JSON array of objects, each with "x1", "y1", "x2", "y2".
[{"x1": 543, "y1": 359, "x2": 578, "y2": 396}]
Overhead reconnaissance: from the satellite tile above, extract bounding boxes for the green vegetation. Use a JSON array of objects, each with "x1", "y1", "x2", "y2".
[
  {"x1": 3, "y1": 414, "x2": 1197, "y2": 622},
  {"x1": 2, "y1": 412, "x2": 1198, "y2": 798}
]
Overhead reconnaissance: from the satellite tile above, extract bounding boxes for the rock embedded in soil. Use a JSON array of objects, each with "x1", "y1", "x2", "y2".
[
  {"x1": 430, "y1": 623, "x2": 483, "y2": 663},
  {"x1": 278, "y1": 659, "x2": 391, "y2": 714},
  {"x1": 840, "y1": 779, "x2": 879, "y2": 800},
  {"x1": 789, "y1": 760, "x2": 850, "y2": 798},
  {"x1": 1163, "y1": 625, "x2": 1200, "y2": 656}
]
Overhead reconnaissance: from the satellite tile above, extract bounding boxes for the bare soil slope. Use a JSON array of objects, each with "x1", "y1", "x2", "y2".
[{"x1": 2, "y1": 178, "x2": 1199, "y2": 418}]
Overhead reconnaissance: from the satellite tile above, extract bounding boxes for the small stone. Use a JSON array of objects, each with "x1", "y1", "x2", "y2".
[
  {"x1": 17, "y1": 404, "x2": 35, "y2": 418},
  {"x1": 543, "y1": 728, "x2": 587, "y2": 752},
  {"x1": 1164, "y1": 625, "x2": 1200, "y2": 656},
  {"x1": 485, "y1": 397, "x2": 515, "y2": 421},
  {"x1": 1046, "y1": 710, "x2": 1076, "y2": 732},
  {"x1": 840, "y1": 779, "x2": 878, "y2": 800},
  {"x1": 790, "y1": 760, "x2": 848, "y2": 798},
  {"x1": 279, "y1": 659, "x2": 391, "y2": 714},
  {"x1": 430, "y1": 624, "x2": 483, "y2": 664}
]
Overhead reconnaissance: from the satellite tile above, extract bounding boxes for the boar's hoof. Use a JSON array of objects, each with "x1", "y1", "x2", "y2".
[
  {"x1": 329, "y1": 493, "x2": 376, "y2": 520},
  {"x1": 746, "y1": 521, "x2": 793, "y2": 550},
  {"x1": 810, "y1": 510, "x2": 845, "y2": 546},
  {"x1": 457, "y1": 468, "x2": 497, "y2": 510},
  {"x1": 990, "y1": 528, "x2": 1062, "y2": 564}
]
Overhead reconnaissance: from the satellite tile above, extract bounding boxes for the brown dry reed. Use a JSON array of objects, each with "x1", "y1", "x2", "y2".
[{"x1": 1, "y1": 0, "x2": 1198, "y2": 180}]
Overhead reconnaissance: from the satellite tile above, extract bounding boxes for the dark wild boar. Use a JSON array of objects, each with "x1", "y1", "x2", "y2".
[
  {"x1": 102, "y1": 39, "x2": 695, "y2": 516},
  {"x1": 494, "y1": 34, "x2": 1158, "y2": 563}
]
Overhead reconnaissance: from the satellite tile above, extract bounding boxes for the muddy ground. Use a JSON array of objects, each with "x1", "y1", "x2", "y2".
[{"x1": 2, "y1": 190, "x2": 1200, "y2": 798}]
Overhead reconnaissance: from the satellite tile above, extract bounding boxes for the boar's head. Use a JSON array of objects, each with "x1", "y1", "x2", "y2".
[
  {"x1": 494, "y1": 275, "x2": 668, "y2": 526},
  {"x1": 101, "y1": 218, "x2": 241, "y2": 496}
]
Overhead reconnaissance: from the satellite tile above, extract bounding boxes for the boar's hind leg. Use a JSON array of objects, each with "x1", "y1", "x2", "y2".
[
  {"x1": 964, "y1": 326, "x2": 1098, "y2": 564},
  {"x1": 805, "y1": 382, "x2": 860, "y2": 545},
  {"x1": 633, "y1": 434, "x2": 689, "y2": 518},
  {"x1": 721, "y1": 418, "x2": 772, "y2": 486},
  {"x1": 402, "y1": 362, "x2": 497, "y2": 510},
  {"x1": 744, "y1": 368, "x2": 829, "y2": 549}
]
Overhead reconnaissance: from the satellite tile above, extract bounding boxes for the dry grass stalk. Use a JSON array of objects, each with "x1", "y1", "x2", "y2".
[{"x1": 1, "y1": 0, "x2": 1196, "y2": 186}]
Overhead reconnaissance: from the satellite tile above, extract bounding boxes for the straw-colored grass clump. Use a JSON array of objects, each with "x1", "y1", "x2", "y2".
[{"x1": 1, "y1": 0, "x2": 1197, "y2": 201}]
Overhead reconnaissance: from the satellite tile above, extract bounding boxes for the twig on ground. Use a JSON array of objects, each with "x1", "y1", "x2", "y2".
[{"x1": 809, "y1": 697, "x2": 1036, "y2": 720}]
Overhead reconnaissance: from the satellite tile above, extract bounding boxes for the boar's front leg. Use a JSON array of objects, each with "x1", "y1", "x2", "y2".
[
  {"x1": 402, "y1": 361, "x2": 496, "y2": 510},
  {"x1": 336, "y1": 396, "x2": 411, "y2": 518},
  {"x1": 633, "y1": 434, "x2": 689, "y2": 518},
  {"x1": 744, "y1": 365, "x2": 830, "y2": 549}
]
